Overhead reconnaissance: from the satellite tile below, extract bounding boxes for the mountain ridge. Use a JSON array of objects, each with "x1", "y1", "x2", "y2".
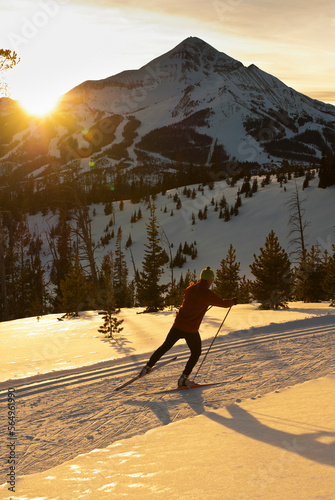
[{"x1": 0, "y1": 36, "x2": 334, "y2": 179}]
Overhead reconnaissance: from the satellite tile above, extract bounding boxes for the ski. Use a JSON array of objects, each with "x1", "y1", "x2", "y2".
[
  {"x1": 141, "y1": 375, "x2": 243, "y2": 395},
  {"x1": 114, "y1": 356, "x2": 178, "y2": 391}
]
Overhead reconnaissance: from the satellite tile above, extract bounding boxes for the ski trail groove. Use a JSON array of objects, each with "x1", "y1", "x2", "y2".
[{"x1": 0, "y1": 319, "x2": 332, "y2": 401}]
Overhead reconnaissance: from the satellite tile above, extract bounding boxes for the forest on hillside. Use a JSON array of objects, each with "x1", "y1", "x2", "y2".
[{"x1": 0, "y1": 155, "x2": 334, "y2": 325}]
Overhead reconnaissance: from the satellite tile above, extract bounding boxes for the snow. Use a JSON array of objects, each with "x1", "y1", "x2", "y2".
[
  {"x1": 26, "y1": 174, "x2": 335, "y2": 288},
  {"x1": 0, "y1": 302, "x2": 334, "y2": 499},
  {"x1": 4, "y1": 376, "x2": 334, "y2": 500},
  {"x1": 42, "y1": 38, "x2": 335, "y2": 169},
  {"x1": 0, "y1": 166, "x2": 334, "y2": 500},
  {"x1": 0, "y1": 303, "x2": 332, "y2": 384}
]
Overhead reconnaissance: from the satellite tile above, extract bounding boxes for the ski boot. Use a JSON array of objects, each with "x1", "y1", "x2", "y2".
[
  {"x1": 178, "y1": 374, "x2": 195, "y2": 388},
  {"x1": 139, "y1": 364, "x2": 152, "y2": 377}
]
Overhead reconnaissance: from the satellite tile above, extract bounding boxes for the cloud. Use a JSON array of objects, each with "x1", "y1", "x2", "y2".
[
  {"x1": 306, "y1": 91, "x2": 335, "y2": 105},
  {"x1": 70, "y1": 0, "x2": 334, "y2": 41},
  {"x1": 67, "y1": 0, "x2": 334, "y2": 77}
]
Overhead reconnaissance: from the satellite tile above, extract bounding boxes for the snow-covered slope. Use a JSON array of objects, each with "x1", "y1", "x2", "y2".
[
  {"x1": 1, "y1": 37, "x2": 334, "y2": 172},
  {"x1": 58, "y1": 37, "x2": 335, "y2": 166},
  {"x1": 27, "y1": 173, "x2": 335, "y2": 286},
  {"x1": 0, "y1": 304, "x2": 334, "y2": 499}
]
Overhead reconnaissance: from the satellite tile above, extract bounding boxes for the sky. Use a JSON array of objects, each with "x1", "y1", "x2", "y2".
[{"x1": 0, "y1": 0, "x2": 334, "y2": 116}]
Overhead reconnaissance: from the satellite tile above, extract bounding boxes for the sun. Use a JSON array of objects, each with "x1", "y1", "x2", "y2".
[{"x1": 18, "y1": 91, "x2": 61, "y2": 118}]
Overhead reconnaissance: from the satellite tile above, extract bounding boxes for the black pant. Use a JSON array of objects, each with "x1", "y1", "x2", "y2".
[{"x1": 148, "y1": 327, "x2": 201, "y2": 377}]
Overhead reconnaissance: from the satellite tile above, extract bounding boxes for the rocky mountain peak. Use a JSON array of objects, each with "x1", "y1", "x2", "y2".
[{"x1": 1, "y1": 38, "x2": 334, "y2": 174}]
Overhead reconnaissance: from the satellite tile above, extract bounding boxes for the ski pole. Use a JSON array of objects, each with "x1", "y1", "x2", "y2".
[{"x1": 194, "y1": 306, "x2": 232, "y2": 380}]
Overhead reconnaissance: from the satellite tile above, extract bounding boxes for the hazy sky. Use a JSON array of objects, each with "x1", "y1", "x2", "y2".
[{"x1": 0, "y1": 0, "x2": 334, "y2": 115}]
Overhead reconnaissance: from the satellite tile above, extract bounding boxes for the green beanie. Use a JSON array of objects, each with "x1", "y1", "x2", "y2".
[{"x1": 200, "y1": 266, "x2": 215, "y2": 280}]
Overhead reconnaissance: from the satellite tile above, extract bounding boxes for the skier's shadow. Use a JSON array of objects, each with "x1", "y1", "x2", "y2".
[
  {"x1": 175, "y1": 389, "x2": 207, "y2": 416},
  {"x1": 125, "y1": 389, "x2": 208, "y2": 426},
  {"x1": 124, "y1": 397, "x2": 174, "y2": 426},
  {"x1": 204, "y1": 404, "x2": 335, "y2": 467}
]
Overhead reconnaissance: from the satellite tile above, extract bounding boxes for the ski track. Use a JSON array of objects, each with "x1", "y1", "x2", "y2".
[{"x1": 0, "y1": 318, "x2": 334, "y2": 480}]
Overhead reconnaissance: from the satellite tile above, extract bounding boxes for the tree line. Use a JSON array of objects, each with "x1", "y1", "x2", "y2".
[{"x1": 1, "y1": 197, "x2": 334, "y2": 327}]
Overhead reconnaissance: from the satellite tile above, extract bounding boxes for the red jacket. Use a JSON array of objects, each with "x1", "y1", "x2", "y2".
[{"x1": 172, "y1": 280, "x2": 233, "y2": 333}]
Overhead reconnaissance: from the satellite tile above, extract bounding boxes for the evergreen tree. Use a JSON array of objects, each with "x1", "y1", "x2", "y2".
[
  {"x1": 27, "y1": 234, "x2": 48, "y2": 317},
  {"x1": 318, "y1": 150, "x2": 335, "y2": 189},
  {"x1": 215, "y1": 244, "x2": 240, "y2": 299},
  {"x1": 97, "y1": 252, "x2": 114, "y2": 307},
  {"x1": 224, "y1": 206, "x2": 230, "y2": 222},
  {"x1": 219, "y1": 194, "x2": 227, "y2": 209},
  {"x1": 3, "y1": 217, "x2": 47, "y2": 319},
  {"x1": 8, "y1": 219, "x2": 32, "y2": 318},
  {"x1": 98, "y1": 309, "x2": 124, "y2": 339},
  {"x1": 125, "y1": 233, "x2": 133, "y2": 248},
  {"x1": 172, "y1": 244, "x2": 187, "y2": 268},
  {"x1": 137, "y1": 203, "x2": 169, "y2": 312},
  {"x1": 49, "y1": 214, "x2": 73, "y2": 309},
  {"x1": 114, "y1": 227, "x2": 131, "y2": 307},
  {"x1": 172, "y1": 269, "x2": 197, "y2": 308},
  {"x1": 0, "y1": 216, "x2": 8, "y2": 321},
  {"x1": 98, "y1": 253, "x2": 124, "y2": 338},
  {"x1": 295, "y1": 246, "x2": 328, "y2": 302},
  {"x1": 59, "y1": 253, "x2": 91, "y2": 316},
  {"x1": 250, "y1": 230, "x2": 292, "y2": 309},
  {"x1": 238, "y1": 275, "x2": 252, "y2": 304},
  {"x1": 322, "y1": 244, "x2": 335, "y2": 306},
  {"x1": 240, "y1": 176, "x2": 251, "y2": 197}
]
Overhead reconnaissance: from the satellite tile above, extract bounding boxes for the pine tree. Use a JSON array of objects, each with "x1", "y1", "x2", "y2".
[
  {"x1": 224, "y1": 206, "x2": 230, "y2": 222},
  {"x1": 9, "y1": 218, "x2": 32, "y2": 318},
  {"x1": 215, "y1": 244, "x2": 240, "y2": 299},
  {"x1": 322, "y1": 244, "x2": 335, "y2": 306},
  {"x1": 137, "y1": 203, "x2": 169, "y2": 312},
  {"x1": 240, "y1": 176, "x2": 251, "y2": 197},
  {"x1": 238, "y1": 275, "x2": 252, "y2": 304},
  {"x1": 0, "y1": 217, "x2": 8, "y2": 321},
  {"x1": 59, "y1": 254, "x2": 91, "y2": 316},
  {"x1": 219, "y1": 194, "x2": 227, "y2": 209},
  {"x1": 250, "y1": 230, "x2": 292, "y2": 309},
  {"x1": 27, "y1": 234, "x2": 48, "y2": 317},
  {"x1": 4, "y1": 218, "x2": 46, "y2": 319},
  {"x1": 294, "y1": 245, "x2": 328, "y2": 302},
  {"x1": 114, "y1": 227, "x2": 131, "y2": 307},
  {"x1": 172, "y1": 244, "x2": 187, "y2": 268},
  {"x1": 98, "y1": 253, "x2": 124, "y2": 338},
  {"x1": 252, "y1": 178, "x2": 258, "y2": 193},
  {"x1": 172, "y1": 269, "x2": 197, "y2": 308},
  {"x1": 49, "y1": 215, "x2": 73, "y2": 309},
  {"x1": 318, "y1": 150, "x2": 335, "y2": 189}
]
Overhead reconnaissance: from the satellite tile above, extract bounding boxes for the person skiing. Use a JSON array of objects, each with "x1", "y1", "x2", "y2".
[{"x1": 139, "y1": 266, "x2": 237, "y2": 387}]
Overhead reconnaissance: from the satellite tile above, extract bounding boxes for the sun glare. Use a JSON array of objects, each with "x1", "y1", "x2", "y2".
[{"x1": 18, "y1": 92, "x2": 61, "y2": 117}]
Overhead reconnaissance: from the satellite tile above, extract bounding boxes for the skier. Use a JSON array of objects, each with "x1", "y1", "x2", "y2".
[{"x1": 139, "y1": 266, "x2": 237, "y2": 387}]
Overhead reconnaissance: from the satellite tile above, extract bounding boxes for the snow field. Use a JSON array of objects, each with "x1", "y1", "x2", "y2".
[
  {"x1": 0, "y1": 303, "x2": 334, "y2": 499},
  {"x1": 1, "y1": 376, "x2": 334, "y2": 499}
]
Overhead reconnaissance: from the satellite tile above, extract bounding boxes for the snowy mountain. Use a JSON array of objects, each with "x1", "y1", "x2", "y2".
[{"x1": 1, "y1": 37, "x2": 335, "y2": 177}]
